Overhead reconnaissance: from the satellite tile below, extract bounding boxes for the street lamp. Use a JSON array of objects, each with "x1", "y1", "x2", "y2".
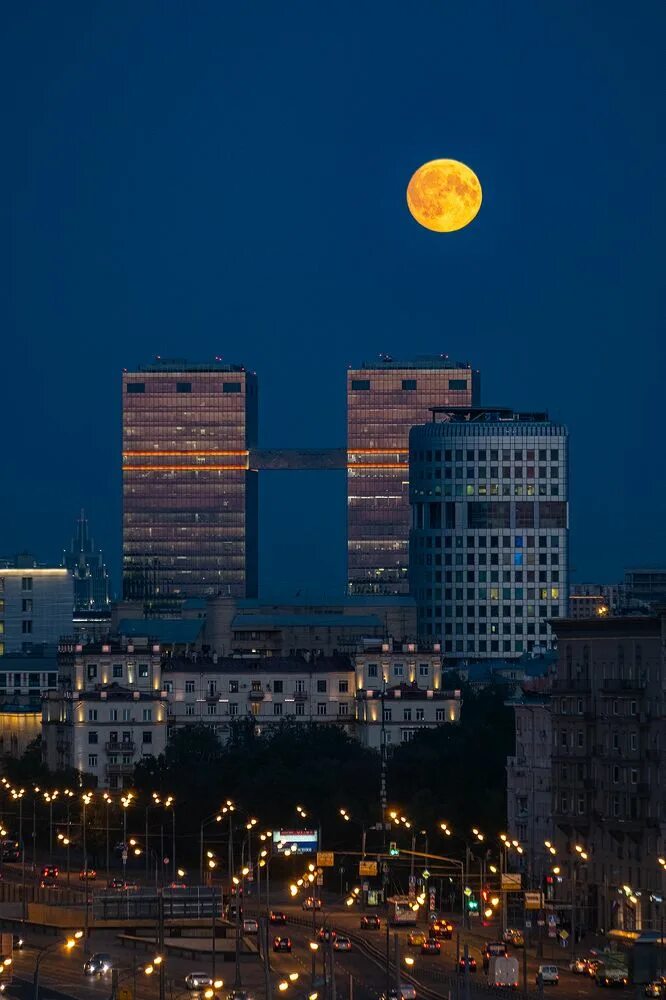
[{"x1": 33, "y1": 931, "x2": 83, "y2": 1000}]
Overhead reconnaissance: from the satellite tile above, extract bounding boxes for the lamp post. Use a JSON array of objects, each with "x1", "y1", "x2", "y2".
[
  {"x1": 570, "y1": 843, "x2": 589, "y2": 959},
  {"x1": 200, "y1": 810, "x2": 225, "y2": 884},
  {"x1": 102, "y1": 793, "x2": 112, "y2": 884},
  {"x1": 120, "y1": 793, "x2": 133, "y2": 884},
  {"x1": 33, "y1": 931, "x2": 83, "y2": 1000},
  {"x1": 82, "y1": 792, "x2": 93, "y2": 952}
]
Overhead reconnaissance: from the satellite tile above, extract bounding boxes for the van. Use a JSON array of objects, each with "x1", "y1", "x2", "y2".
[{"x1": 488, "y1": 956, "x2": 519, "y2": 988}]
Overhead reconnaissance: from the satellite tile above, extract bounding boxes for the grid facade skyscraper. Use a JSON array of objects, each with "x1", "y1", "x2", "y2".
[
  {"x1": 346, "y1": 357, "x2": 479, "y2": 595},
  {"x1": 409, "y1": 407, "x2": 568, "y2": 658},
  {"x1": 122, "y1": 359, "x2": 258, "y2": 604}
]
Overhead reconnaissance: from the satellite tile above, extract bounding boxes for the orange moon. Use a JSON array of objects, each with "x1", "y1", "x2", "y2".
[{"x1": 407, "y1": 159, "x2": 482, "y2": 233}]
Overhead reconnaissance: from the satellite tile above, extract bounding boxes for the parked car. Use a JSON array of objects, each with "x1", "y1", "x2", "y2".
[
  {"x1": 185, "y1": 973, "x2": 214, "y2": 991},
  {"x1": 83, "y1": 954, "x2": 113, "y2": 976},
  {"x1": 361, "y1": 914, "x2": 380, "y2": 930},
  {"x1": 242, "y1": 918, "x2": 259, "y2": 935},
  {"x1": 459, "y1": 955, "x2": 477, "y2": 973},
  {"x1": 269, "y1": 911, "x2": 287, "y2": 925},
  {"x1": 333, "y1": 936, "x2": 351, "y2": 952},
  {"x1": 272, "y1": 937, "x2": 292, "y2": 953},
  {"x1": 536, "y1": 965, "x2": 559, "y2": 986},
  {"x1": 421, "y1": 939, "x2": 441, "y2": 955},
  {"x1": 302, "y1": 897, "x2": 322, "y2": 910}
]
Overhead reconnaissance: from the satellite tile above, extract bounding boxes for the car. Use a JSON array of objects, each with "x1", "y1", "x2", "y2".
[
  {"x1": 83, "y1": 954, "x2": 113, "y2": 976},
  {"x1": 421, "y1": 939, "x2": 441, "y2": 955},
  {"x1": 570, "y1": 958, "x2": 589, "y2": 975},
  {"x1": 506, "y1": 930, "x2": 524, "y2": 948},
  {"x1": 12, "y1": 935, "x2": 24, "y2": 950},
  {"x1": 317, "y1": 927, "x2": 336, "y2": 942},
  {"x1": 536, "y1": 965, "x2": 559, "y2": 986},
  {"x1": 361, "y1": 914, "x2": 381, "y2": 930},
  {"x1": 107, "y1": 877, "x2": 127, "y2": 890},
  {"x1": 645, "y1": 982, "x2": 665, "y2": 997},
  {"x1": 273, "y1": 936, "x2": 292, "y2": 953},
  {"x1": 41, "y1": 865, "x2": 58, "y2": 879},
  {"x1": 596, "y1": 967, "x2": 629, "y2": 988},
  {"x1": 588, "y1": 960, "x2": 604, "y2": 978},
  {"x1": 185, "y1": 973, "x2": 214, "y2": 991},
  {"x1": 430, "y1": 919, "x2": 454, "y2": 940},
  {"x1": 79, "y1": 869, "x2": 97, "y2": 881},
  {"x1": 407, "y1": 931, "x2": 426, "y2": 947},
  {"x1": 269, "y1": 911, "x2": 287, "y2": 925},
  {"x1": 242, "y1": 918, "x2": 259, "y2": 935},
  {"x1": 302, "y1": 897, "x2": 322, "y2": 910},
  {"x1": 459, "y1": 955, "x2": 477, "y2": 973},
  {"x1": 333, "y1": 936, "x2": 352, "y2": 952}
]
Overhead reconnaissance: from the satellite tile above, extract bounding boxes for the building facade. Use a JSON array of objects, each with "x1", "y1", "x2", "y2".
[
  {"x1": 356, "y1": 684, "x2": 461, "y2": 749},
  {"x1": 162, "y1": 654, "x2": 356, "y2": 740},
  {"x1": 409, "y1": 407, "x2": 568, "y2": 659},
  {"x1": 0, "y1": 566, "x2": 73, "y2": 655},
  {"x1": 551, "y1": 614, "x2": 665, "y2": 933},
  {"x1": 57, "y1": 637, "x2": 163, "y2": 694},
  {"x1": 505, "y1": 689, "x2": 553, "y2": 884},
  {"x1": 42, "y1": 686, "x2": 168, "y2": 789},
  {"x1": 62, "y1": 510, "x2": 111, "y2": 610},
  {"x1": 568, "y1": 584, "x2": 622, "y2": 620},
  {"x1": 122, "y1": 359, "x2": 258, "y2": 605},
  {"x1": 347, "y1": 356, "x2": 479, "y2": 597}
]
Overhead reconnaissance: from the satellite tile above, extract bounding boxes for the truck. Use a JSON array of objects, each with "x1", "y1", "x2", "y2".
[{"x1": 487, "y1": 955, "x2": 519, "y2": 988}]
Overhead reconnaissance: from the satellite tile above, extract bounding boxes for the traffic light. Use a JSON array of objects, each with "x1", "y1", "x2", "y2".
[
  {"x1": 467, "y1": 898, "x2": 479, "y2": 911},
  {"x1": 389, "y1": 842, "x2": 399, "y2": 857}
]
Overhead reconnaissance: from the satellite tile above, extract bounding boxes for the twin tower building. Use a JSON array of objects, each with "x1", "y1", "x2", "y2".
[{"x1": 122, "y1": 356, "x2": 568, "y2": 658}]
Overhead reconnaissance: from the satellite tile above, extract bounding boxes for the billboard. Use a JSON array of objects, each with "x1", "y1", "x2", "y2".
[{"x1": 272, "y1": 830, "x2": 318, "y2": 855}]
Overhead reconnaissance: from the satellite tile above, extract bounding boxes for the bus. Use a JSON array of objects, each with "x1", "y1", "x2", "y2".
[{"x1": 387, "y1": 896, "x2": 418, "y2": 926}]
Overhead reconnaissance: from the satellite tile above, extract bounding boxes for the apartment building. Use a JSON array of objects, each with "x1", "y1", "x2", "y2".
[
  {"x1": 356, "y1": 684, "x2": 461, "y2": 749},
  {"x1": 551, "y1": 612, "x2": 665, "y2": 933},
  {"x1": 162, "y1": 653, "x2": 356, "y2": 740},
  {"x1": 42, "y1": 685, "x2": 168, "y2": 789}
]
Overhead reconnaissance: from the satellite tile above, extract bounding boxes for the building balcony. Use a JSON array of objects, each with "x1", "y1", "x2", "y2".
[
  {"x1": 106, "y1": 741, "x2": 135, "y2": 753},
  {"x1": 294, "y1": 691, "x2": 308, "y2": 701},
  {"x1": 248, "y1": 689, "x2": 265, "y2": 701},
  {"x1": 106, "y1": 763, "x2": 135, "y2": 775},
  {"x1": 552, "y1": 678, "x2": 591, "y2": 692}
]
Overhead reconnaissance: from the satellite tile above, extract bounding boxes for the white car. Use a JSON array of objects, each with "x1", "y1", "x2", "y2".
[
  {"x1": 536, "y1": 965, "x2": 559, "y2": 986},
  {"x1": 186, "y1": 973, "x2": 214, "y2": 991},
  {"x1": 242, "y1": 918, "x2": 259, "y2": 934},
  {"x1": 333, "y1": 936, "x2": 352, "y2": 952}
]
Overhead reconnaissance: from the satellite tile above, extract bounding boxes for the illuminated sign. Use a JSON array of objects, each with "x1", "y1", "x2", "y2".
[{"x1": 272, "y1": 830, "x2": 318, "y2": 855}]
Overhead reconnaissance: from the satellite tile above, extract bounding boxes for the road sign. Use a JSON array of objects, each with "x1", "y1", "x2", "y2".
[
  {"x1": 525, "y1": 918, "x2": 532, "y2": 929},
  {"x1": 317, "y1": 851, "x2": 334, "y2": 867},
  {"x1": 163, "y1": 857, "x2": 170, "y2": 865},
  {"x1": 359, "y1": 860, "x2": 378, "y2": 877},
  {"x1": 501, "y1": 873, "x2": 522, "y2": 891},
  {"x1": 362, "y1": 881, "x2": 369, "y2": 891},
  {"x1": 524, "y1": 891, "x2": 543, "y2": 910},
  {"x1": 422, "y1": 869, "x2": 430, "y2": 880},
  {"x1": 121, "y1": 850, "x2": 128, "y2": 862},
  {"x1": 429, "y1": 887, "x2": 436, "y2": 912}
]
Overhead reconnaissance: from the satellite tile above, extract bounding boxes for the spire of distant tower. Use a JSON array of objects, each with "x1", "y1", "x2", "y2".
[{"x1": 62, "y1": 510, "x2": 111, "y2": 610}]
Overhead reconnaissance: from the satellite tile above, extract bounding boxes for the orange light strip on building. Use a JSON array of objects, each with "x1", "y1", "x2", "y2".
[
  {"x1": 123, "y1": 450, "x2": 249, "y2": 457},
  {"x1": 347, "y1": 449, "x2": 409, "y2": 455},
  {"x1": 347, "y1": 463, "x2": 405, "y2": 469},
  {"x1": 123, "y1": 465, "x2": 249, "y2": 472}
]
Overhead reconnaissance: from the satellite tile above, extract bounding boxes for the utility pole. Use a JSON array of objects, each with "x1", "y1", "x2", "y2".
[
  {"x1": 158, "y1": 889, "x2": 165, "y2": 1000},
  {"x1": 211, "y1": 888, "x2": 216, "y2": 979},
  {"x1": 260, "y1": 916, "x2": 272, "y2": 1000}
]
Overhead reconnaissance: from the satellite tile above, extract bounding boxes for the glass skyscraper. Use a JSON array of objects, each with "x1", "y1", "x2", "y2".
[
  {"x1": 347, "y1": 356, "x2": 479, "y2": 595},
  {"x1": 122, "y1": 359, "x2": 258, "y2": 604},
  {"x1": 409, "y1": 407, "x2": 569, "y2": 658}
]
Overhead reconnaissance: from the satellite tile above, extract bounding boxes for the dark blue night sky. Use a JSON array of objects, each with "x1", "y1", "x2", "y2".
[{"x1": 3, "y1": 1, "x2": 664, "y2": 597}]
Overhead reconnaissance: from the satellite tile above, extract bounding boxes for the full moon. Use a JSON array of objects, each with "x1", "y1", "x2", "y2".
[{"x1": 406, "y1": 159, "x2": 482, "y2": 233}]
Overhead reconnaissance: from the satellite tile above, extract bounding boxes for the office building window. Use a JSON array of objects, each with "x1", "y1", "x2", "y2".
[
  {"x1": 223, "y1": 382, "x2": 242, "y2": 393},
  {"x1": 126, "y1": 383, "x2": 145, "y2": 393},
  {"x1": 142, "y1": 709, "x2": 152, "y2": 721},
  {"x1": 88, "y1": 754, "x2": 98, "y2": 767},
  {"x1": 176, "y1": 382, "x2": 192, "y2": 393},
  {"x1": 273, "y1": 680, "x2": 283, "y2": 693},
  {"x1": 22, "y1": 620, "x2": 32, "y2": 634},
  {"x1": 21, "y1": 578, "x2": 33, "y2": 591},
  {"x1": 185, "y1": 705, "x2": 195, "y2": 716},
  {"x1": 295, "y1": 702, "x2": 305, "y2": 716},
  {"x1": 88, "y1": 710, "x2": 98, "y2": 722},
  {"x1": 88, "y1": 731, "x2": 98, "y2": 745},
  {"x1": 113, "y1": 664, "x2": 123, "y2": 679},
  {"x1": 273, "y1": 703, "x2": 283, "y2": 716},
  {"x1": 185, "y1": 681, "x2": 195, "y2": 694},
  {"x1": 317, "y1": 679, "x2": 327, "y2": 693},
  {"x1": 229, "y1": 702, "x2": 239, "y2": 716},
  {"x1": 351, "y1": 379, "x2": 370, "y2": 390},
  {"x1": 142, "y1": 731, "x2": 152, "y2": 744},
  {"x1": 317, "y1": 703, "x2": 327, "y2": 716},
  {"x1": 402, "y1": 379, "x2": 417, "y2": 391}
]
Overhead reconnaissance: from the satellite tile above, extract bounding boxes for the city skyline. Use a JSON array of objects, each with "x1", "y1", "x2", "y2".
[{"x1": 3, "y1": 2, "x2": 664, "y2": 598}]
